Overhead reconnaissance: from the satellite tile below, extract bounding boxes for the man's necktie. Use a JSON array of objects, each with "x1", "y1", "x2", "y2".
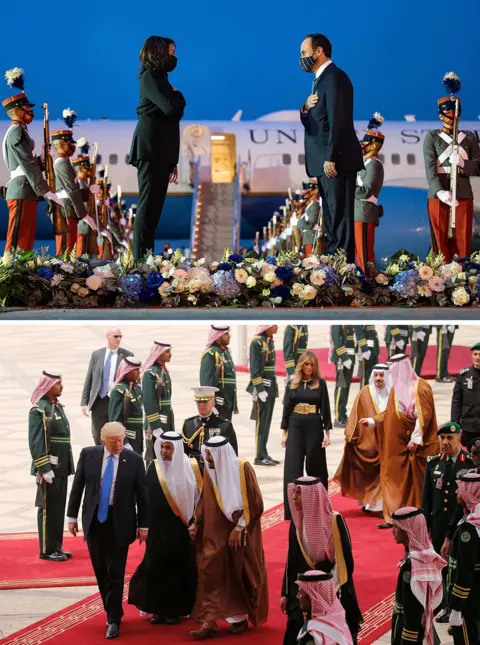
[
  {"x1": 97, "y1": 455, "x2": 114, "y2": 523},
  {"x1": 100, "y1": 351, "x2": 112, "y2": 398},
  {"x1": 445, "y1": 458, "x2": 454, "y2": 482}
]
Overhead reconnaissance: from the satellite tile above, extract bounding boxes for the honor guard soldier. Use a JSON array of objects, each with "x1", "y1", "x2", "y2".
[
  {"x1": 29, "y1": 371, "x2": 75, "y2": 562},
  {"x1": 247, "y1": 325, "x2": 279, "y2": 466},
  {"x1": 330, "y1": 325, "x2": 355, "y2": 428},
  {"x1": 421, "y1": 422, "x2": 473, "y2": 623},
  {"x1": 51, "y1": 109, "x2": 97, "y2": 255},
  {"x1": 385, "y1": 325, "x2": 409, "y2": 359},
  {"x1": 353, "y1": 325, "x2": 379, "y2": 389},
  {"x1": 435, "y1": 325, "x2": 457, "y2": 383},
  {"x1": 108, "y1": 357, "x2": 145, "y2": 455},
  {"x1": 296, "y1": 198, "x2": 319, "y2": 257},
  {"x1": 354, "y1": 113, "x2": 385, "y2": 276},
  {"x1": 2, "y1": 68, "x2": 62, "y2": 252},
  {"x1": 424, "y1": 72, "x2": 480, "y2": 262},
  {"x1": 283, "y1": 325, "x2": 309, "y2": 381},
  {"x1": 451, "y1": 342, "x2": 480, "y2": 451},
  {"x1": 199, "y1": 325, "x2": 238, "y2": 422},
  {"x1": 181, "y1": 386, "x2": 238, "y2": 472},
  {"x1": 72, "y1": 137, "x2": 97, "y2": 257},
  {"x1": 409, "y1": 326, "x2": 432, "y2": 376}
]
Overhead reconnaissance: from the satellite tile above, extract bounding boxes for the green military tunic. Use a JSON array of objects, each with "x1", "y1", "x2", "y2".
[
  {"x1": 435, "y1": 325, "x2": 457, "y2": 381},
  {"x1": 353, "y1": 326, "x2": 379, "y2": 389},
  {"x1": 330, "y1": 325, "x2": 355, "y2": 424},
  {"x1": 451, "y1": 366, "x2": 480, "y2": 450},
  {"x1": 283, "y1": 325, "x2": 309, "y2": 377},
  {"x1": 108, "y1": 378, "x2": 145, "y2": 455},
  {"x1": 246, "y1": 332, "x2": 278, "y2": 460},
  {"x1": 142, "y1": 363, "x2": 174, "y2": 464},
  {"x1": 181, "y1": 412, "x2": 238, "y2": 472},
  {"x1": 385, "y1": 326, "x2": 409, "y2": 359},
  {"x1": 409, "y1": 326, "x2": 432, "y2": 376},
  {"x1": 199, "y1": 344, "x2": 237, "y2": 421},
  {"x1": 28, "y1": 397, "x2": 75, "y2": 556}
]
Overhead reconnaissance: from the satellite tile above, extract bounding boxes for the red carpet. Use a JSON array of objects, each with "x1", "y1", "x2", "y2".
[
  {"x1": 236, "y1": 344, "x2": 471, "y2": 381},
  {"x1": 0, "y1": 491, "x2": 402, "y2": 645}
]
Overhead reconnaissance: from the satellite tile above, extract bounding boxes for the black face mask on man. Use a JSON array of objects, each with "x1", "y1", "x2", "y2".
[
  {"x1": 163, "y1": 55, "x2": 178, "y2": 73},
  {"x1": 299, "y1": 54, "x2": 317, "y2": 73}
]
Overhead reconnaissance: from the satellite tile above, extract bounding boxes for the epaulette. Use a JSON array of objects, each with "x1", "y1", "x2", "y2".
[
  {"x1": 427, "y1": 453, "x2": 441, "y2": 462},
  {"x1": 200, "y1": 348, "x2": 213, "y2": 360},
  {"x1": 460, "y1": 368, "x2": 470, "y2": 375}
]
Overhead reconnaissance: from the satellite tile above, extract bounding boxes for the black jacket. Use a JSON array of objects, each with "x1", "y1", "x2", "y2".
[
  {"x1": 301, "y1": 63, "x2": 363, "y2": 178},
  {"x1": 67, "y1": 445, "x2": 149, "y2": 547},
  {"x1": 129, "y1": 69, "x2": 186, "y2": 167}
]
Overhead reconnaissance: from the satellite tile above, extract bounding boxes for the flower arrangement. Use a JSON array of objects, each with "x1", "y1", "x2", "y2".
[{"x1": 0, "y1": 246, "x2": 479, "y2": 309}]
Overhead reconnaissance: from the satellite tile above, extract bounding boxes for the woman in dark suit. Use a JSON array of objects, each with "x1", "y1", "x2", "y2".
[{"x1": 129, "y1": 36, "x2": 186, "y2": 259}]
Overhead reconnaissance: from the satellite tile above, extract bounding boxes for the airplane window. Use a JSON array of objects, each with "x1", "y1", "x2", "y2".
[
  {"x1": 378, "y1": 154, "x2": 385, "y2": 163},
  {"x1": 391, "y1": 154, "x2": 400, "y2": 165},
  {"x1": 407, "y1": 153, "x2": 416, "y2": 165},
  {"x1": 298, "y1": 154, "x2": 305, "y2": 165},
  {"x1": 109, "y1": 154, "x2": 118, "y2": 165},
  {"x1": 282, "y1": 154, "x2": 291, "y2": 165}
]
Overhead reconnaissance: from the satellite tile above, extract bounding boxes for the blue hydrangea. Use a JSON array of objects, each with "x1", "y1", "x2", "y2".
[
  {"x1": 212, "y1": 271, "x2": 241, "y2": 299},
  {"x1": 391, "y1": 269, "x2": 418, "y2": 298},
  {"x1": 266, "y1": 256, "x2": 277, "y2": 265},
  {"x1": 146, "y1": 272, "x2": 165, "y2": 289},
  {"x1": 228, "y1": 253, "x2": 243, "y2": 264},
  {"x1": 271, "y1": 285, "x2": 290, "y2": 300},
  {"x1": 217, "y1": 262, "x2": 232, "y2": 272},
  {"x1": 36, "y1": 266, "x2": 54, "y2": 281},
  {"x1": 139, "y1": 287, "x2": 158, "y2": 303},
  {"x1": 275, "y1": 266, "x2": 293, "y2": 282},
  {"x1": 119, "y1": 274, "x2": 144, "y2": 301},
  {"x1": 319, "y1": 265, "x2": 337, "y2": 286}
]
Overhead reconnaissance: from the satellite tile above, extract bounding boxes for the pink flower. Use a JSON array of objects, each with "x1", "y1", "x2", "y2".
[
  {"x1": 418, "y1": 265, "x2": 433, "y2": 281},
  {"x1": 174, "y1": 269, "x2": 187, "y2": 280},
  {"x1": 417, "y1": 284, "x2": 432, "y2": 297},
  {"x1": 301, "y1": 256, "x2": 320, "y2": 269},
  {"x1": 375, "y1": 274, "x2": 389, "y2": 285},
  {"x1": 310, "y1": 270, "x2": 326, "y2": 286},
  {"x1": 86, "y1": 275, "x2": 103, "y2": 291},
  {"x1": 50, "y1": 274, "x2": 62, "y2": 287},
  {"x1": 428, "y1": 276, "x2": 445, "y2": 292}
]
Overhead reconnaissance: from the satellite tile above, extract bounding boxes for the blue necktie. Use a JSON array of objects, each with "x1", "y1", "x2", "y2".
[
  {"x1": 100, "y1": 351, "x2": 112, "y2": 398},
  {"x1": 97, "y1": 455, "x2": 114, "y2": 523}
]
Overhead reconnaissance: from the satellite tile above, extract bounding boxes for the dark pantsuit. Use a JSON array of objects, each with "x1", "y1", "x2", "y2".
[
  {"x1": 87, "y1": 510, "x2": 129, "y2": 625},
  {"x1": 411, "y1": 339, "x2": 429, "y2": 376},
  {"x1": 133, "y1": 159, "x2": 172, "y2": 259},
  {"x1": 255, "y1": 398, "x2": 275, "y2": 460},
  {"x1": 318, "y1": 172, "x2": 357, "y2": 262},
  {"x1": 91, "y1": 396, "x2": 110, "y2": 445},
  {"x1": 334, "y1": 365, "x2": 354, "y2": 423},
  {"x1": 37, "y1": 475, "x2": 67, "y2": 556}
]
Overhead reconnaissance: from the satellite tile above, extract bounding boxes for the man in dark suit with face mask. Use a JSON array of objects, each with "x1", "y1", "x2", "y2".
[{"x1": 299, "y1": 34, "x2": 363, "y2": 262}]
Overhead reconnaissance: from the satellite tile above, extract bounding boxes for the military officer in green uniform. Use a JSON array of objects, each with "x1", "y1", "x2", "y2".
[
  {"x1": 422, "y1": 422, "x2": 473, "y2": 622},
  {"x1": 29, "y1": 371, "x2": 75, "y2": 562},
  {"x1": 447, "y1": 472, "x2": 480, "y2": 644},
  {"x1": 435, "y1": 325, "x2": 457, "y2": 383},
  {"x1": 283, "y1": 325, "x2": 309, "y2": 380},
  {"x1": 353, "y1": 325, "x2": 379, "y2": 389},
  {"x1": 409, "y1": 326, "x2": 432, "y2": 376},
  {"x1": 451, "y1": 342, "x2": 480, "y2": 451},
  {"x1": 330, "y1": 325, "x2": 355, "y2": 428},
  {"x1": 199, "y1": 325, "x2": 238, "y2": 422},
  {"x1": 385, "y1": 326, "x2": 409, "y2": 359},
  {"x1": 181, "y1": 386, "x2": 238, "y2": 472},
  {"x1": 247, "y1": 325, "x2": 279, "y2": 466},
  {"x1": 108, "y1": 356, "x2": 145, "y2": 455}
]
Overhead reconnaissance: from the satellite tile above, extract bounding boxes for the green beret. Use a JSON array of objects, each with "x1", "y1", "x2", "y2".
[
  {"x1": 471, "y1": 342, "x2": 480, "y2": 351},
  {"x1": 437, "y1": 421, "x2": 462, "y2": 435}
]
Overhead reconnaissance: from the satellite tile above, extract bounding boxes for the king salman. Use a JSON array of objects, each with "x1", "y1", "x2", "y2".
[
  {"x1": 334, "y1": 364, "x2": 392, "y2": 513},
  {"x1": 128, "y1": 431, "x2": 202, "y2": 625},
  {"x1": 360, "y1": 354, "x2": 439, "y2": 527},
  {"x1": 189, "y1": 436, "x2": 268, "y2": 639}
]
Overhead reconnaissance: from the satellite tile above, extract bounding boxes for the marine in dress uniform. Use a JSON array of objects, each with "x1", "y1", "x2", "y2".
[
  {"x1": 283, "y1": 325, "x2": 309, "y2": 379},
  {"x1": 246, "y1": 325, "x2": 279, "y2": 466},
  {"x1": 2, "y1": 68, "x2": 58, "y2": 252},
  {"x1": 385, "y1": 326, "x2": 409, "y2": 359},
  {"x1": 108, "y1": 357, "x2": 145, "y2": 455},
  {"x1": 29, "y1": 371, "x2": 75, "y2": 562},
  {"x1": 181, "y1": 386, "x2": 238, "y2": 472},
  {"x1": 330, "y1": 325, "x2": 355, "y2": 428},
  {"x1": 354, "y1": 113, "x2": 385, "y2": 277},
  {"x1": 435, "y1": 325, "x2": 457, "y2": 383},
  {"x1": 409, "y1": 326, "x2": 432, "y2": 376},
  {"x1": 451, "y1": 342, "x2": 480, "y2": 451},
  {"x1": 423, "y1": 72, "x2": 480, "y2": 262},
  {"x1": 199, "y1": 325, "x2": 238, "y2": 422},
  {"x1": 353, "y1": 325, "x2": 379, "y2": 389}
]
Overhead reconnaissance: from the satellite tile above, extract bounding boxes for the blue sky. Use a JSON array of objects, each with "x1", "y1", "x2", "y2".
[{"x1": 1, "y1": 0, "x2": 479, "y2": 122}]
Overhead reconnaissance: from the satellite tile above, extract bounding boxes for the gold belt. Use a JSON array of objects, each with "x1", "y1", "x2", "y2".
[{"x1": 293, "y1": 403, "x2": 317, "y2": 415}]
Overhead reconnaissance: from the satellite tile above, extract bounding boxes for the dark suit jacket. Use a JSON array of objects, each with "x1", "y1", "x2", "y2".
[
  {"x1": 66, "y1": 446, "x2": 149, "y2": 547},
  {"x1": 300, "y1": 63, "x2": 363, "y2": 178},
  {"x1": 81, "y1": 347, "x2": 133, "y2": 410},
  {"x1": 129, "y1": 69, "x2": 186, "y2": 167}
]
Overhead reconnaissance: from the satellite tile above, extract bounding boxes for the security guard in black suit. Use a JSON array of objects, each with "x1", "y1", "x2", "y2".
[
  {"x1": 451, "y1": 342, "x2": 480, "y2": 450},
  {"x1": 422, "y1": 421, "x2": 473, "y2": 622}
]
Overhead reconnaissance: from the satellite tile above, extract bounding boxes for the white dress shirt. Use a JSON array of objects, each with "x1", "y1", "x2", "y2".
[{"x1": 315, "y1": 59, "x2": 333, "y2": 80}]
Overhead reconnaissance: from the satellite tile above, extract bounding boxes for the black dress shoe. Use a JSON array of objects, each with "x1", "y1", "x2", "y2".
[
  {"x1": 151, "y1": 614, "x2": 165, "y2": 624},
  {"x1": 254, "y1": 458, "x2": 276, "y2": 466},
  {"x1": 106, "y1": 623, "x2": 120, "y2": 639},
  {"x1": 435, "y1": 608, "x2": 450, "y2": 623},
  {"x1": 334, "y1": 420, "x2": 347, "y2": 428},
  {"x1": 266, "y1": 455, "x2": 280, "y2": 465},
  {"x1": 165, "y1": 617, "x2": 180, "y2": 625},
  {"x1": 56, "y1": 549, "x2": 73, "y2": 559},
  {"x1": 39, "y1": 552, "x2": 67, "y2": 562},
  {"x1": 228, "y1": 619, "x2": 248, "y2": 635},
  {"x1": 436, "y1": 376, "x2": 455, "y2": 383}
]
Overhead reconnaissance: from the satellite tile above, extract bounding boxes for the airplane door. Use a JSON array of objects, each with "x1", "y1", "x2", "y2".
[
  {"x1": 211, "y1": 133, "x2": 236, "y2": 183},
  {"x1": 181, "y1": 124, "x2": 212, "y2": 184}
]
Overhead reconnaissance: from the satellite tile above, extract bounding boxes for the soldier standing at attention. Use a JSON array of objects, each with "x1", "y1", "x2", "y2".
[
  {"x1": 2, "y1": 67, "x2": 63, "y2": 251},
  {"x1": 29, "y1": 371, "x2": 75, "y2": 562},
  {"x1": 108, "y1": 357, "x2": 145, "y2": 455},
  {"x1": 421, "y1": 422, "x2": 473, "y2": 623},
  {"x1": 353, "y1": 325, "x2": 379, "y2": 389},
  {"x1": 283, "y1": 325, "x2": 309, "y2": 381},
  {"x1": 329, "y1": 325, "x2": 355, "y2": 428},
  {"x1": 385, "y1": 325, "x2": 409, "y2": 359},
  {"x1": 451, "y1": 342, "x2": 480, "y2": 451},
  {"x1": 409, "y1": 326, "x2": 432, "y2": 376},
  {"x1": 435, "y1": 325, "x2": 457, "y2": 383},
  {"x1": 247, "y1": 325, "x2": 279, "y2": 466},
  {"x1": 199, "y1": 325, "x2": 238, "y2": 422},
  {"x1": 296, "y1": 196, "x2": 319, "y2": 257}
]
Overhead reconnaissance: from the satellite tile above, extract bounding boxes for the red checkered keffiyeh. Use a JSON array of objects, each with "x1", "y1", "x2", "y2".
[
  {"x1": 205, "y1": 325, "x2": 230, "y2": 348},
  {"x1": 112, "y1": 356, "x2": 141, "y2": 389},
  {"x1": 31, "y1": 371, "x2": 61, "y2": 405},
  {"x1": 456, "y1": 472, "x2": 480, "y2": 536},
  {"x1": 391, "y1": 507, "x2": 446, "y2": 645},
  {"x1": 255, "y1": 325, "x2": 275, "y2": 336},
  {"x1": 142, "y1": 342, "x2": 170, "y2": 375}
]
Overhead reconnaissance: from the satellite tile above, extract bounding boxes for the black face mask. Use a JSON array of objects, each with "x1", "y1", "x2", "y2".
[
  {"x1": 299, "y1": 55, "x2": 316, "y2": 73},
  {"x1": 163, "y1": 55, "x2": 177, "y2": 73}
]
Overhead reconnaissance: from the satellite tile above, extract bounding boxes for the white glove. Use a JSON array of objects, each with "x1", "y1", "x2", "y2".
[
  {"x1": 44, "y1": 191, "x2": 64, "y2": 207},
  {"x1": 447, "y1": 325, "x2": 455, "y2": 333},
  {"x1": 356, "y1": 174, "x2": 363, "y2": 187},
  {"x1": 437, "y1": 190, "x2": 459, "y2": 207},
  {"x1": 42, "y1": 470, "x2": 55, "y2": 483},
  {"x1": 258, "y1": 391, "x2": 268, "y2": 403},
  {"x1": 396, "y1": 339, "x2": 405, "y2": 350},
  {"x1": 449, "y1": 152, "x2": 465, "y2": 169},
  {"x1": 82, "y1": 215, "x2": 97, "y2": 231},
  {"x1": 343, "y1": 359, "x2": 353, "y2": 370},
  {"x1": 416, "y1": 331, "x2": 426, "y2": 342},
  {"x1": 449, "y1": 610, "x2": 463, "y2": 627},
  {"x1": 89, "y1": 184, "x2": 100, "y2": 194},
  {"x1": 363, "y1": 350, "x2": 371, "y2": 361}
]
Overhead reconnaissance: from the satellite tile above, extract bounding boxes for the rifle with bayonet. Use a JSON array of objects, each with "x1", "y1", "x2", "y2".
[{"x1": 42, "y1": 103, "x2": 67, "y2": 237}]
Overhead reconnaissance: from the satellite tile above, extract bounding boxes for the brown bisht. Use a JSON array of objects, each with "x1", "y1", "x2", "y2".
[
  {"x1": 191, "y1": 459, "x2": 269, "y2": 627},
  {"x1": 334, "y1": 385, "x2": 382, "y2": 506},
  {"x1": 375, "y1": 379, "x2": 439, "y2": 523}
]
